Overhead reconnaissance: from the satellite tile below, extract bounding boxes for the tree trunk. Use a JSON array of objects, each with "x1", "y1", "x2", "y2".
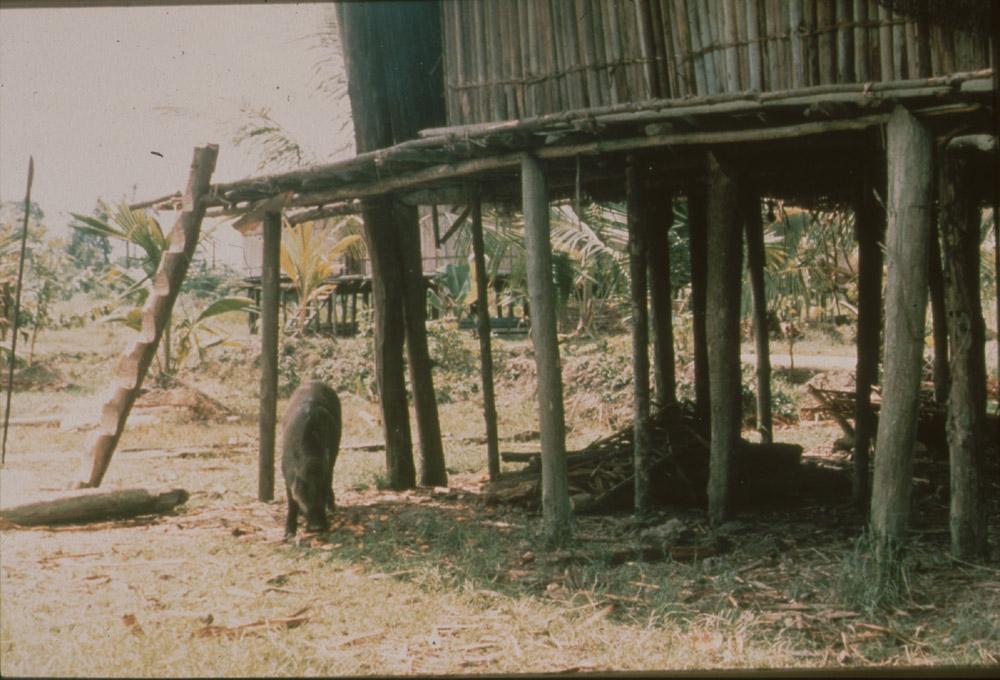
[
  {"x1": 939, "y1": 150, "x2": 989, "y2": 561},
  {"x1": 258, "y1": 210, "x2": 281, "y2": 502},
  {"x1": 870, "y1": 107, "x2": 933, "y2": 559},
  {"x1": 521, "y1": 153, "x2": 572, "y2": 544},
  {"x1": 470, "y1": 188, "x2": 501, "y2": 482},
  {"x1": 647, "y1": 188, "x2": 676, "y2": 406},
  {"x1": 852, "y1": 169, "x2": 884, "y2": 513},
  {"x1": 1, "y1": 488, "x2": 188, "y2": 527},
  {"x1": 927, "y1": 219, "x2": 949, "y2": 407},
  {"x1": 705, "y1": 153, "x2": 743, "y2": 526},
  {"x1": 688, "y1": 181, "x2": 710, "y2": 423},
  {"x1": 743, "y1": 190, "x2": 772, "y2": 444},
  {"x1": 74, "y1": 145, "x2": 218, "y2": 489},
  {"x1": 628, "y1": 158, "x2": 652, "y2": 515},
  {"x1": 398, "y1": 202, "x2": 447, "y2": 487}
]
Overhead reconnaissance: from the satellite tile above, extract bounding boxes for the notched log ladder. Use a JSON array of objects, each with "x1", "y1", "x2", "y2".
[{"x1": 73, "y1": 145, "x2": 219, "y2": 489}]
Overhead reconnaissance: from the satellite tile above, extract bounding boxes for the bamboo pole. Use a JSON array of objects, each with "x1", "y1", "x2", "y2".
[
  {"x1": 598, "y1": 0, "x2": 621, "y2": 105},
  {"x1": 916, "y1": 11, "x2": 931, "y2": 79},
  {"x1": 818, "y1": 0, "x2": 836, "y2": 85},
  {"x1": 688, "y1": 180, "x2": 710, "y2": 425},
  {"x1": 580, "y1": 0, "x2": 607, "y2": 107},
  {"x1": 734, "y1": 0, "x2": 748, "y2": 91},
  {"x1": 521, "y1": 153, "x2": 572, "y2": 544},
  {"x1": 664, "y1": 0, "x2": 687, "y2": 96},
  {"x1": 562, "y1": 0, "x2": 587, "y2": 109},
  {"x1": 627, "y1": 157, "x2": 652, "y2": 514},
  {"x1": 1, "y1": 157, "x2": 33, "y2": 466},
  {"x1": 870, "y1": 106, "x2": 934, "y2": 560},
  {"x1": 722, "y1": 0, "x2": 740, "y2": 93},
  {"x1": 747, "y1": 0, "x2": 764, "y2": 91},
  {"x1": 684, "y1": 0, "x2": 708, "y2": 94},
  {"x1": 695, "y1": 0, "x2": 719, "y2": 94},
  {"x1": 878, "y1": 4, "x2": 893, "y2": 80},
  {"x1": 469, "y1": 187, "x2": 500, "y2": 482},
  {"x1": 635, "y1": 0, "x2": 660, "y2": 99},
  {"x1": 510, "y1": 0, "x2": 526, "y2": 116},
  {"x1": 836, "y1": 0, "x2": 853, "y2": 83},
  {"x1": 805, "y1": 0, "x2": 820, "y2": 85},
  {"x1": 905, "y1": 20, "x2": 919, "y2": 81},
  {"x1": 655, "y1": 0, "x2": 677, "y2": 98},
  {"x1": 853, "y1": 0, "x2": 869, "y2": 82},
  {"x1": 485, "y1": 0, "x2": 507, "y2": 122},
  {"x1": 892, "y1": 10, "x2": 905, "y2": 80},
  {"x1": 606, "y1": 0, "x2": 627, "y2": 104},
  {"x1": 789, "y1": 0, "x2": 806, "y2": 89},
  {"x1": 764, "y1": 0, "x2": 782, "y2": 90}
]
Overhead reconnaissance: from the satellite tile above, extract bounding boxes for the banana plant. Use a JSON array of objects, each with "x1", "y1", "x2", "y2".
[{"x1": 279, "y1": 216, "x2": 364, "y2": 331}]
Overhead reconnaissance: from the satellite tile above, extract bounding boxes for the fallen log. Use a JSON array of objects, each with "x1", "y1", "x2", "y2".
[{"x1": 0, "y1": 487, "x2": 189, "y2": 527}]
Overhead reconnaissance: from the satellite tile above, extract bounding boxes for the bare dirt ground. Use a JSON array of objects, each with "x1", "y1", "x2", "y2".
[{"x1": 1, "y1": 322, "x2": 998, "y2": 676}]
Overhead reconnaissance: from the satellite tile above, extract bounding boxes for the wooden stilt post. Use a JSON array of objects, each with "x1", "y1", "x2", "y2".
[
  {"x1": 364, "y1": 199, "x2": 416, "y2": 490},
  {"x1": 74, "y1": 145, "x2": 218, "y2": 489},
  {"x1": 469, "y1": 187, "x2": 501, "y2": 481},
  {"x1": 705, "y1": 152, "x2": 743, "y2": 526},
  {"x1": 871, "y1": 107, "x2": 934, "y2": 559},
  {"x1": 628, "y1": 157, "x2": 652, "y2": 515},
  {"x1": 521, "y1": 153, "x2": 572, "y2": 544},
  {"x1": 853, "y1": 168, "x2": 884, "y2": 513},
  {"x1": 647, "y1": 187, "x2": 676, "y2": 406},
  {"x1": 743, "y1": 190, "x2": 772, "y2": 444},
  {"x1": 928, "y1": 220, "x2": 950, "y2": 407},
  {"x1": 688, "y1": 182, "x2": 710, "y2": 423},
  {"x1": 258, "y1": 210, "x2": 281, "y2": 502},
  {"x1": 398, "y1": 202, "x2": 447, "y2": 487},
  {"x1": 940, "y1": 144, "x2": 989, "y2": 561}
]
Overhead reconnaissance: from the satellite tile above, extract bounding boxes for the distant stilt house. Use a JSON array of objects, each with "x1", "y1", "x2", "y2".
[
  {"x1": 89, "y1": 1, "x2": 994, "y2": 560},
  {"x1": 235, "y1": 206, "x2": 518, "y2": 334}
]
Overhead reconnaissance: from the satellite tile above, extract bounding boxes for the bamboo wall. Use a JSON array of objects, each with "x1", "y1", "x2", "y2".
[{"x1": 441, "y1": 0, "x2": 993, "y2": 125}]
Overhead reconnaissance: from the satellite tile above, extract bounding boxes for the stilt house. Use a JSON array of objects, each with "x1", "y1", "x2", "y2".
[{"x1": 87, "y1": 1, "x2": 996, "y2": 559}]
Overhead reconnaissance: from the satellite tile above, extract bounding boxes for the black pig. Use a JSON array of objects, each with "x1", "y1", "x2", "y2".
[{"x1": 281, "y1": 380, "x2": 341, "y2": 537}]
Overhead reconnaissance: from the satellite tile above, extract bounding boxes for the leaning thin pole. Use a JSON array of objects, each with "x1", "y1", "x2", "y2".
[{"x1": 1, "y1": 157, "x2": 34, "y2": 465}]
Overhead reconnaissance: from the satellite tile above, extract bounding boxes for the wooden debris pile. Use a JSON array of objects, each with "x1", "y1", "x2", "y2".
[
  {"x1": 486, "y1": 402, "x2": 804, "y2": 513},
  {"x1": 804, "y1": 383, "x2": 998, "y2": 455}
]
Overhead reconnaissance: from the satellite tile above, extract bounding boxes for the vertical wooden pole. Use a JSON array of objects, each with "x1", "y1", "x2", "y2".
[
  {"x1": 258, "y1": 211, "x2": 281, "y2": 502},
  {"x1": 853, "y1": 167, "x2": 883, "y2": 513},
  {"x1": 398, "y1": 202, "x2": 447, "y2": 487},
  {"x1": 470, "y1": 187, "x2": 501, "y2": 482},
  {"x1": 870, "y1": 106, "x2": 933, "y2": 558},
  {"x1": 521, "y1": 153, "x2": 572, "y2": 544},
  {"x1": 928, "y1": 220, "x2": 950, "y2": 407},
  {"x1": 365, "y1": 200, "x2": 416, "y2": 490},
  {"x1": 628, "y1": 157, "x2": 652, "y2": 515},
  {"x1": 939, "y1": 148, "x2": 989, "y2": 561},
  {"x1": 688, "y1": 182, "x2": 710, "y2": 423},
  {"x1": 648, "y1": 188, "x2": 676, "y2": 406},
  {"x1": 744, "y1": 191, "x2": 773, "y2": 444},
  {"x1": 705, "y1": 153, "x2": 743, "y2": 526}
]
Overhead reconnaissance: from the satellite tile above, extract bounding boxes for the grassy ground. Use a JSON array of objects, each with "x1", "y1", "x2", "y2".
[{"x1": 1, "y1": 313, "x2": 998, "y2": 676}]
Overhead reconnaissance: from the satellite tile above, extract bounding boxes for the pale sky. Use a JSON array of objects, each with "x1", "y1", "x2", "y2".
[{"x1": 0, "y1": 2, "x2": 353, "y2": 265}]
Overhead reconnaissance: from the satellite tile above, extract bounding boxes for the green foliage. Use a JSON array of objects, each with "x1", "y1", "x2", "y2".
[
  {"x1": 428, "y1": 262, "x2": 472, "y2": 321},
  {"x1": 279, "y1": 216, "x2": 365, "y2": 332}
]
